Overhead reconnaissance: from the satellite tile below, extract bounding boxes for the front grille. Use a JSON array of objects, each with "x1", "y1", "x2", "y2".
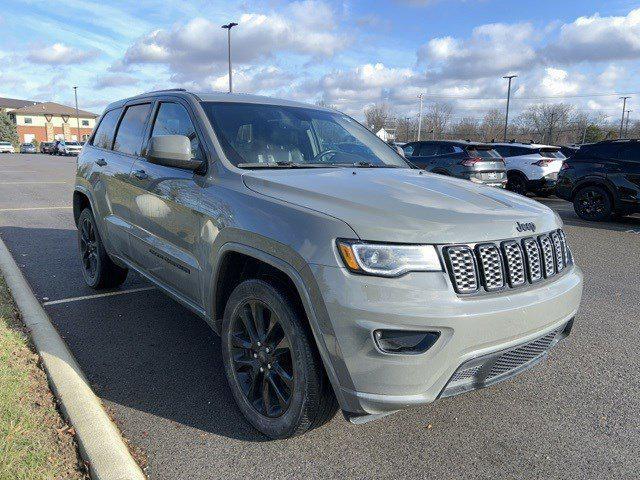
[
  {"x1": 487, "y1": 328, "x2": 560, "y2": 378},
  {"x1": 444, "y1": 229, "x2": 570, "y2": 295}
]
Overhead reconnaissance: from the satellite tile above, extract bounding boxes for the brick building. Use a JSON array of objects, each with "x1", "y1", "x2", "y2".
[{"x1": 0, "y1": 97, "x2": 98, "y2": 143}]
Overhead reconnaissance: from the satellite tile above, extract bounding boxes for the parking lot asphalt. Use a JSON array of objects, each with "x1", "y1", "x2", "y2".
[{"x1": 1, "y1": 153, "x2": 638, "y2": 480}]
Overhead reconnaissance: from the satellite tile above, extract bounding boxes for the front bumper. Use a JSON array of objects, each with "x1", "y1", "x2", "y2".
[{"x1": 310, "y1": 263, "x2": 583, "y2": 415}]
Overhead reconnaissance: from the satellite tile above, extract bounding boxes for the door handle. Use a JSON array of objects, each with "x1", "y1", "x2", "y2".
[
  {"x1": 95, "y1": 158, "x2": 107, "y2": 166},
  {"x1": 132, "y1": 169, "x2": 148, "y2": 180}
]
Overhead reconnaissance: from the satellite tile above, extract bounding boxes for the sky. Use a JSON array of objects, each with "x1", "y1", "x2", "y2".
[{"x1": 1, "y1": 0, "x2": 639, "y2": 124}]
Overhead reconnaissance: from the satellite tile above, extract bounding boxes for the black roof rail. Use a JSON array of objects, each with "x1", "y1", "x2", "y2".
[{"x1": 144, "y1": 88, "x2": 187, "y2": 94}]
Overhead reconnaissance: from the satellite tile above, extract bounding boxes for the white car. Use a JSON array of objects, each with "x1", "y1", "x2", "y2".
[
  {"x1": 58, "y1": 141, "x2": 83, "y2": 155},
  {"x1": 491, "y1": 143, "x2": 565, "y2": 196},
  {"x1": 0, "y1": 141, "x2": 15, "y2": 153}
]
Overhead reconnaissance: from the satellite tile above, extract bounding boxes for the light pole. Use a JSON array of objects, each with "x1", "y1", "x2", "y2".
[
  {"x1": 221, "y1": 22, "x2": 238, "y2": 93},
  {"x1": 502, "y1": 74, "x2": 517, "y2": 141},
  {"x1": 416, "y1": 93, "x2": 424, "y2": 141},
  {"x1": 625, "y1": 109, "x2": 632, "y2": 137},
  {"x1": 73, "y1": 86, "x2": 80, "y2": 142},
  {"x1": 619, "y1": 96, "x2": 630, "y2": 139}
]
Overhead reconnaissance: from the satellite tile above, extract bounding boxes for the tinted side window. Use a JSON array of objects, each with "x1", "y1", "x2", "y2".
[
  {"x1": 438, "y1": 145, "x2": 455, "y2": 155},
  {"x1": 113, "y1": 104, "x2": 152, "y2": 156},
  {"x1": 92, "y1": 108, "x2": 122, "y2": 150},
  {"x1": 581, "y1": 143, "x2": 621, "y2": 159},
  {"x1": 418, "y1": 143, "x2": 439, "y2": 156},
  {"x1": 151, "y1": 102, "x2": 202, "y2": 160},
  {"x1": 492, "y1": 146, "x2": 509, "y2": 156},
  {"x1": 617, "y1": 144, "x2": 640, "y2": 162}
]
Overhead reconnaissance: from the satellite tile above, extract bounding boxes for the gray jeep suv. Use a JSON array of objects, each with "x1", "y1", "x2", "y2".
[{"x1": 74, "y1": 90, "x2": 583, "y2": 438}]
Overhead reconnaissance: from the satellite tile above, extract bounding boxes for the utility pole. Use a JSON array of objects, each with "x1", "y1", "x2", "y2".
[
  {"x1": 503, "y1": 74, "x2": 517, "y2": 142},
  {"x1": 625, "y1": 110, "x2": 632, "y2": 137},
  {"x1": 619, "y1": 96, "x2": 630, "y2": 139},
  {"x1": 73, "y1": 86, "x2": 80, "y2": 142},
  {"x1": 416, "y1": 93, "x2": 424, "y2": 141},
  {"x1": 548, "y1": 109, "x2": 555, "y2": 145},
  {"x1": 221, "y1": 22, "x2": 238, "y2": 93}
]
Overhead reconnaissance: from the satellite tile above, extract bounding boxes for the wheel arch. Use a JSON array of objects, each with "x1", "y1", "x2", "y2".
[
  {"x1": 73, "y1": 186, "x2": 96, "y2": 227},
  {"x1": 571, "y1": 177, "x2": 618, "y2": 208},
  {"x1": 209, "y1": 241, "x2": 357, "y2": 413}
]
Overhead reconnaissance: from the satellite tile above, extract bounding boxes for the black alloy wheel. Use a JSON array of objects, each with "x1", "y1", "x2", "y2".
[
  {"x1": 573, "y1": 186, "x2": 612, "y2": 221},
  {"x1": 507, "y1": 173, "x2": 528, "y2": 195},
  {"x1": 229, "y1": 299, "x2": 294, "y2": 418},
  {"x1": 79, "y1": 216, "x2": 99, "y2": 280}
]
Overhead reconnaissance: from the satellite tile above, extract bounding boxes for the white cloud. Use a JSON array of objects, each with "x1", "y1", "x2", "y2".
[
  {"x1": 419, "y1": 23, "x2": 537, "y2": 80},
  {"x1": 546, "y1": 8, "x2": 640, "y2": 63},
  {"x1": 27, "y1": 43, "x2": 99, "y2": 65},
  {"x1": 122, "y1": 1, "x2": 347, "y2": 81},
  {"x1": 95, "y1": 74, "x2": 140, "y2": 90}
]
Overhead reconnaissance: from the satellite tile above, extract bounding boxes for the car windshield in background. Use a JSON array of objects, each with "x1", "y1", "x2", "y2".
[
  {"x1": 201, "y1": 102, "x2": 409, "y2": 168},
  {"x1": 0, "y1": 142, "x2": 11, "y2": 146},
  {"x1": 467, "y1": 147, "x2": 501, "y2": 159},
  {"x1": 66, "y1": 142, "x2": 80, "y2": 146}
]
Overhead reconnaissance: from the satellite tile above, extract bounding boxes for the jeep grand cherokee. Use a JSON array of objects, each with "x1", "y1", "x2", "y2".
[{"x1": 74, "y1": 90, "x2": 583, "y2": 438}]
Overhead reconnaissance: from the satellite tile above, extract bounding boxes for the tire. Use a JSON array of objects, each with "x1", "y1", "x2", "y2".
[
  {"x1": 77, "y1": 208, "x2": 128, "y2": 289},
  {"x1": 573, "y1": 186, "x2": 613, "y2": 221},
  {"x1": 221, "y1": 278, "x2": 337, "y2": 438},
  {"x1": 507, "y1": 172, "x2": 528, "y2": 195}
]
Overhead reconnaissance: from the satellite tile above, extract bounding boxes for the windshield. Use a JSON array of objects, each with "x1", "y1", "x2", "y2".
[
  {"x1": 66, "y1": 142, "x2": 80, "y2": 146},
  {"x1": 0, "y1": 142, "x2": 10, "y2": 146},
  {"x1": 201, "y1": 102, "x2": 409, "y2": 168},
  {"x1": 538, "y1": 148, "x2": 565, "y2": 159}
]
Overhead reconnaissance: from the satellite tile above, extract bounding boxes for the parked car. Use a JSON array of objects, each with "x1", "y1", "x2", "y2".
[
  {"x1": 0, "y1": 141, "x2": 15, "y2": 153},
  {"x1": 490, "y1": 143, "x2": 565, "y2": 196},
  {"x1": 556, "y1": 139, "x2": 640, "y2": 221},
  {"x1": 74, "y1": 90, "x2": 583, "y2": 438},
  {"x1": 401, "y1": 140, "x2": 507, "y2": 187},
  {"x1": 20, "y1": 143, "x2": 37, "y2": 154},
  {"x1": 56, "y1": 141, "x2": 83, "y2": 156},
  {"x1": 40, "y1": 141, "x2": 56, "y2": 154}
]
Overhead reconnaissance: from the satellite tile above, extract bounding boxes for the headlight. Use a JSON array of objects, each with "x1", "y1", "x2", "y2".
[{"x1": 336, "y1": 239, "x2": 443, "y2": 277}]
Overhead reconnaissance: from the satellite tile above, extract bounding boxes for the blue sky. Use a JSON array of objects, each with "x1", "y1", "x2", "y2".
[{"x1": 1, "y1": 0, "x2": 639, "y2": 122}]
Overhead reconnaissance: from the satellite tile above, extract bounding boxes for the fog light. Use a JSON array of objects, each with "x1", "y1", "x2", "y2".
[{"x1": 374, "y1": 330, "x2": 440, "y2": 354}]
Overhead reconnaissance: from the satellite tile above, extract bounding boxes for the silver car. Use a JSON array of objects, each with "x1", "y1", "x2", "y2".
[{"x1": 73, "y1": 90, "x2": 583, "y2": 438}]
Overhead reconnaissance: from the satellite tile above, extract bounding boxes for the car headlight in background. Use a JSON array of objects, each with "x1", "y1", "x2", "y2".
[{"x1": 336, "y1": 239, "x2": 443, "y2": 277}]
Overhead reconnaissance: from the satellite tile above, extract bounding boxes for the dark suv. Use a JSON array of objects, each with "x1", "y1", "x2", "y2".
[
  {"x1": 402, "y1": 140, "x2": 506, "y2": 187},
  {"x1": 556, "y1": 139, "x2": 640, "y2": 221}
]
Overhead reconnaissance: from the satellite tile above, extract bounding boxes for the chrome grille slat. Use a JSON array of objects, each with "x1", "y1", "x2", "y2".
[
  {"x1": 443, "y1": 229, "x2": 571, "y2": 295},
  {"x1": 538, "y1": 234, "x2": 556, "y2": 278}
]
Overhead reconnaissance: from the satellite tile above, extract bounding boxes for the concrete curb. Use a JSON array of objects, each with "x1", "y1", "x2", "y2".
[{"x1": 0, "y1": 236, "x2": 146, "y2": 480}]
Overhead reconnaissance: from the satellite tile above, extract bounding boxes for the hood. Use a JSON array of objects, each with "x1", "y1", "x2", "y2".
[{"x1": 242, "y1": 168, "x2": 561, "y2": 244}]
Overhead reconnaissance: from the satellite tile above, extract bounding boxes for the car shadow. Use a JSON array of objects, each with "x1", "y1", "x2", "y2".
[{"x1": 0, "y1": 225, "x2": 269, "y2": 443}]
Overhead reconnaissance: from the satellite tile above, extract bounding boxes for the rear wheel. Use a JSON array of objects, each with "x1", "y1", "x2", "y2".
[
  {"x1": 573, "y1": 186, "x2": 612, "y2": 221},
  {"x1": 77, "y1": 208, "x2": 128, "y2": 289},
  {"x1": 507, "y1": 172, "x2": 528, "y2": 195},
  {"x1": 221, "y1": 278, "x2": 337, "y2": 438}
]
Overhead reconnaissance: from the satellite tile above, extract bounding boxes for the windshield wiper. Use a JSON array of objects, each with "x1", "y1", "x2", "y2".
[
  {"x1": 348, "y1": 161, "x2": 401, "y2": 168},
  {"x1": 237, "y1": 161, "x2": 304, "y2": 169}
]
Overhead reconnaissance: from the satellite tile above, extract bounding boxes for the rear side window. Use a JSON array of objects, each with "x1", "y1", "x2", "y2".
[
  {"x1": 92, "y1": 108, "x2": 122, "y2": 150},
  {"x1": 151, "y1": 102, "x2": 202, "y2": 160},
  {"x1": 113, "y1": 103, "x2": 152, "y2": 156},
  {"x1": 617, "y1": 143, "x2": 640, "y2": 162},
  {"x1": 468, "y1": 148, "x2": 501, "y2": 159}
]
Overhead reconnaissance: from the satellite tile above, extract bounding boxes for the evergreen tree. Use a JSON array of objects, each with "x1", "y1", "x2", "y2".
[{"x1": 0, "y1": 111, "x2": 19, "y2": 146}]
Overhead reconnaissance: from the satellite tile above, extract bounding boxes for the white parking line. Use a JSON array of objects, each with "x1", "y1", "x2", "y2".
[
  {"x1": 42, "y1": 286, "x2": 156, "y2": 306},
  {"x1": 0, "y1": 206, "x2": 72, "y2": 212},
  {"x1": 0, "y1": 170, "x2": 38, "y2": 173}
]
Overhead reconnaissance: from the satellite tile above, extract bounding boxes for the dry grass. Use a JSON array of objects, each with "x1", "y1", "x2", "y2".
[{"x1": 0, "y1": 276, "x2": 87, "y2": 480}]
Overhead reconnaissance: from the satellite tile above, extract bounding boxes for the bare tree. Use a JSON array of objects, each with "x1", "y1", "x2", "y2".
[
  {"x1": 452, "y1": 116, "x2": 480, "y2": 140},
  {"x1": 423, "y1": 102, "x2": 452, "y2": 139},
  {"x1": 480, "y1": 109, "x2": 504, "y2": 142},
  {"x1": 364, "y1": 103, "x2": 393, "y2": 133},
  {"x1": 518, "y1": 103, "x2": 574, "y2": 144},
  {"x1": 395, "y1": 117, "x2": 416, "y2": 143}
]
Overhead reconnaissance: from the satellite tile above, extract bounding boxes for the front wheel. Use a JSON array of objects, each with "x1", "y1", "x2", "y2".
[
  {"x1": 77, "y1": 208, "x2": 128, "y2": 289},
  {"x1": 221, "y1": 279, "x2": 337, "y2": 438},
  {"x1": 573, "y1": 186, "x2": 612, "y2": 221}
]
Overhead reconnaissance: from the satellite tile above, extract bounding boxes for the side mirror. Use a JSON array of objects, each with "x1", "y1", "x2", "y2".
[
  {"x1": 147, "y1": 135, "x2": 204, "y2": 170},
  {"x1": 395, "y1": 145, "x2": 406, "y2": 158}
]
